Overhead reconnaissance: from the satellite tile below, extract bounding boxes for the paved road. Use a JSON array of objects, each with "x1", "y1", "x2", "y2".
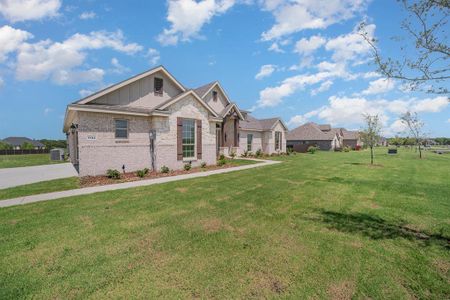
[
  {"x1": 0, "y1": 159, "x2": 281, "y2": 208},
  {"x1": 0, "y1": 163, "x2": 78, "y2": 189}
]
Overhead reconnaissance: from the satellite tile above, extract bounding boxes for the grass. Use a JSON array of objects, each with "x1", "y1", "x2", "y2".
[
  {"x1": 0, "y1": 154, "x2": 65, "y2": 169},
  {"x1": 0, "y1": 177, "x2": 79, "y2": 200},
  {"x1": 0, "y1": 149, "x2": 449, "y2": 299}
]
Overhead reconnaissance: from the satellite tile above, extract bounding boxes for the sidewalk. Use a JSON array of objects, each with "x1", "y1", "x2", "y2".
[{"x1": 0, "y1": 159, "x2": 281, "y2": 208}]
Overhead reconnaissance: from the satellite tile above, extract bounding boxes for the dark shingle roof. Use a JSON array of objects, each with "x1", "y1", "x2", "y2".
[
  {"x1": 193, "y1": 81, "x2": 217, "y2": 97},
  {"x1": 318, "y1": 124, "x2": 331, "y2": 131},
  {"x1": 342, "y1": 130, "x2": 359, "y2": 140},
  {"x1": 240, "y1": 114, "x2": 281, "y2": 131},
  {"x1": 2, "y1": 137, "x2": 44, "y2": 147},
  {"x1": 287, "y1": 123, "x2": 338, "y2": 141}
]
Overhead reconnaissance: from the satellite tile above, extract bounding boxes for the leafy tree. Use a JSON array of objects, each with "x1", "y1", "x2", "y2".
[
  {"x1": 360, "y1": 114, "x2": 382, "y2": 164},
  {"x1": 40, "y1": 139, "x2": 67, "y2": 149},
  {"x1": 21, "y1": 141, "x2": 35, "y2": 150},
  {"x1": 0, "y1": 141, "x2": 12, "y2": 150},
  {"x1": 401, "y1": 111, "x2": 426, "y2": 158},
  {"x1": 360, "y1": 0, "x2": 450, "y2": 94}
]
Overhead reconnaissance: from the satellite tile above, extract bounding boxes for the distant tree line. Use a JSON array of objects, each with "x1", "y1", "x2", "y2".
[
  {"x1": 40, "y1": 139, "x2": 67, "y2": 150},
  {"x1": 388, "y1": 137, "x2": 450, "y2": 146},
  {"x1": 0, "y1": 139, "x2": 67, "y2": 150}
]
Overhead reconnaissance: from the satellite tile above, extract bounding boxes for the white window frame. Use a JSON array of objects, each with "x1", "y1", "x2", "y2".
[
  {"x1": 182, "y1": 118, "x2": 196, "y2": 160},
  {"x1": 114, "y1": 119, "x2": 129, "y2": 139},
  {"x1": 247, "y1": 134, "x2": 253, "y2": 151},
  {"x1": 275, "y1": 131, "x2": 281, "y2": 150}
]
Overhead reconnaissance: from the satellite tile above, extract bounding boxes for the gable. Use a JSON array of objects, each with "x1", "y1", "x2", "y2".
[
  {"x1": 75, "y1": 66, "x2": 185, "y2": 108},
  {"x1": 157, "y1": 90, "x2": 219, "y2": 118}
]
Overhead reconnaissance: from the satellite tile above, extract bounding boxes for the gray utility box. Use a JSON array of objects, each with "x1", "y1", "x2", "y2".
[{"x1": 50, "y1": 148, "x2": 65, "y2": 161}]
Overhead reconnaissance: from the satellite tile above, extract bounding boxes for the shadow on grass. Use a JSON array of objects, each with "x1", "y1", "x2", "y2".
[{"x1": 313, "y1": 210, "x2": 449, "y2": 249}]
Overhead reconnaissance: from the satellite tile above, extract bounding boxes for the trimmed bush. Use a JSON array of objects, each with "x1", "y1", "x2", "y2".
[
  {"x1": 183, "y1": 162, "x2": 192, "y2": 171},
  {"x1": 201, "y1": 162, "x2": 207, "y2": 168},
  {"x1": 219, "y1": 154, "x2": 225, "y2": 160},
  {"x1": 255, "y1": 149, "x2": 262, "y2": 157},
  {"x1": 217, "y1": 158, "x2": 226, "y2": 166},
  {"x1": 307, "y1": 146, "x2": 319, "y2": 154},
  {"x1": 160, "y1": 165, "x2": 169, "y2": 173},
  {"x1": 136, "y1": 169, "x2": 146, "y2": 178},
  {"x1": 230, "y1": 151, "x2": 236, "y2": 159},
  {"x1": 106, "y1": 169, "x2": 120, "y2": 179}
]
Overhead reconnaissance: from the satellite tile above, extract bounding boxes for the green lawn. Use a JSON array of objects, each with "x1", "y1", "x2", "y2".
[
  {"x1": 0, "y1": 177, "x2": 79, "y2": 200},
  {"x1": 0, "y1": 154, "x2": 64, "y2": 169},
  {"x1": 0, "y1": 149, "x2": 449, "y2": 299}
]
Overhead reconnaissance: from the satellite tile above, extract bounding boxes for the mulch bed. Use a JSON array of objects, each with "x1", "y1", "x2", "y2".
[{"x1": 79, "y1": 162, "x2": 250, "y2": 188}]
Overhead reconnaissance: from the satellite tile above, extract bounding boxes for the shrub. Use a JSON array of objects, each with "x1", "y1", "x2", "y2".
[
  {"x1": 201, "y1": 162, "x2": 207, "y2": 168},
  {"x1": 183, "y1": 162, "x2": 192, "y2": 171},
  {"x1": 307, "y1": 146, "x2": 319, "y2": 154},
  {"x1": 217, "y1": 158, "x2": 226, "y2": 166},
  {"x1": 136, "y1": 169, "x2": 147, "y2": 178},
  {"x1": 255, "y1": 149, "x2": 262, "y2": 157},
  {"x1": 106, "y1": 169, "x2": 120, "y2": 179},
  {"x1": 343, "y1": 146, "x2": 351, "y2": 152},
  {"x1": 219, "y1": 154, "x2": 225, "y2": 160},
  {"x1": 160, "y1": 165, "x2": 169, "y2": 173},
  {"x1": 242, "y1": 150, "x2": 249, "y2": 157},
  {"x1": 230, "y1": 151, "x2": 236, "y2": 159}
]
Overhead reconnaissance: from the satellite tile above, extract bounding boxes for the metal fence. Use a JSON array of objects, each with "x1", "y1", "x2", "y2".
[{"x1": 0, "y1": 149, "x2": 50, "y2": 155}]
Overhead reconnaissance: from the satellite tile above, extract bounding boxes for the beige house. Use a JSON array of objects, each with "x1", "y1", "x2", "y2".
[
  {"x1": 63, "y1": 66, "x2": 287, "y2": 176},
  {"x1": 286, "y1": 122, "x2": 361, "y2": 152}
]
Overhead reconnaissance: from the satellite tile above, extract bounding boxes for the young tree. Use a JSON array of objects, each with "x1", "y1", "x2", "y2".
[
  {"x1": 401, "y1": 111, "x2": 426, "y2": 158},
  {"x1": 21, "y1": 141, "x2": 35, "y2": 150},
  {"x1": 360, "y1": 114, "x2": 382, "y2": 165},
  {"x1": 0, "y1": 141, "x2": 12, "y2": 150},
  {"x1": 359, "y1": 0, "x2": 449, "y2": 94}
]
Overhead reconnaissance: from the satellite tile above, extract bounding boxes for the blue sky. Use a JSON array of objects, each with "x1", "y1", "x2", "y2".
[{"x1": 0, "y1": 0, "x2": 448, "y2": 139}]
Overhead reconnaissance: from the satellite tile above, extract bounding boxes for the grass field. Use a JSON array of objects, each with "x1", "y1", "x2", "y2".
[
  {"x1": 0, "y1": 149, "x2": 449, "y2": 299},
  {"x1": 0, "y1": 154, "x2": 64, "y2": 169},
  {"x1": 0, "y1": 177, "x2": 80, "y2": 200}
]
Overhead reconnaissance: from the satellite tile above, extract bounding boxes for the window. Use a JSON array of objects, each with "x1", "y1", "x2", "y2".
[
  {"x1": 182, "y1": 119, "x2": 195, "y2": 158},
  {"x1": 275, "y1": 131, "x2": 282, "y2": 150},
  {"x1": 247, "y1": 134, "x2": 253, "y2": 151},
  {"x1": 115, "y1": 119, "x2": 128, "y2": 139},
  {"x1": 154, "y1": 77, "x2": 163, "y2": 95},
  {"x1": 212, "y1": 90, "x2": 218, "y2": 101}
]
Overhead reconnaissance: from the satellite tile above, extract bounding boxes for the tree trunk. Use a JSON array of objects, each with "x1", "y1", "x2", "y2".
[
  {"x1": 370, "y1": 146, "x2": 374, "y2": 164},
  {"x1": 418, "y1": 144, "x2": 422, "y2": 159}
]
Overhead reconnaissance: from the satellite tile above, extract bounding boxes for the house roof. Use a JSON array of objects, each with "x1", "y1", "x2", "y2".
[
  {"x1": 318, "y1": 124, "x2": 331, "y2": 131},
  {"x1": 342, "y1": 130, "x2": 359, "y2": 140},
  {"x1": 193, "y1": 81, "x2": 217, "y2": 98},
  {"x1": 219, "y1": 103, "x2": 245, "y2": 120},
  {"x1": 287, "y1": 122, "x2": 338, "y2": 141},
  {"x1": 73, "y1": 65, "x2": 186, "y2": 105},
  {"x1": 2, "y1": 137, "x2": 44, "y2": 147},
  {"x1": 240, "y1": 114, "x2": 287, "y2": 131}
]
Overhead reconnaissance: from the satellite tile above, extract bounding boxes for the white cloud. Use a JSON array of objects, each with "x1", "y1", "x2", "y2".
[
  {"x1": 257, "y1": 71, "x2": 334, "y2": 107},
  {"x1": 15, "y1": 30, "x2": 142, "y2": 84},
  {"x1": 311, "y1": 80, "x2": 333, "y2": 96},
  {"x1": 255, "y1": 64, "x2": 276, "y2": 80},
  {"x1": 387, "y1": 119, "x2": 408, "y2": 135},
  {"x1": 261, "y1": 0, "x2": 369, "y2": 41},
  {"x1": 146, "y1": 48, "x2": 160, "y2": 65},
  {"x1": 294, "y1": 35, "x2": 326, "y2": 55},
  {"x1": 157, "y1": 0, "x2": 235, "y2": 46},
  {"x1": 79, "y1": 11, "x2": 96, "y2": 20},
  {"x1": 361, "y1": 78, "x2": 395, "y2": 95},
  {"x1": 79, "y1": 89, "x2": 93, "y2": 97},
  {"x1": 412, "y1": 96, "x2": 449, "y2": 113},
  {"x1": 363, "y1": 71, "x2": 381, "y2": 79},
  {"x1": 0, "y1": 76, "x2": 3, "y2": 87},
  {"x1": 325, "y1": 23, "x2": 375, "y2": 63},
  {"x1": 0, "y1": 0, "x2": 61, "y2": 22},
  {"x1": 111, "y1": 57, "x2": 130, "y2": 74},
  {"x1": 268, "y1": 42, "x2": 284, "y2": 53},
  {"x1": 0, "y1": 25, "x2": 33, "y2": 62},
  {"x1": 43, "y1": 107, "x2": 53, "y2": 115},
  {"x1": 287, "y1": 114, "x2": 308, "y2": 127},
  {"x1": 447, "y1": 118, "x2": 450, "y2": 123}
]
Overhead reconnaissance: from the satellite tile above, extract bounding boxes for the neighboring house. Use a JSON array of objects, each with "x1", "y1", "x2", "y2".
[
  {"x1": 63, "y1": 66, "x2": 286, "y2": 176},
  {"x1": 286, "y1": 122, "x2": 361, "y2": 152},
  {"x1": 2, "y1": 137, "x2": 45, "y2": 150}
]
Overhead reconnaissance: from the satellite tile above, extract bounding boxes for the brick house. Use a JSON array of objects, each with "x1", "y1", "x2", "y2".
[{"x1": 63, "y1": 66, "x2": 287, "y2": 176}]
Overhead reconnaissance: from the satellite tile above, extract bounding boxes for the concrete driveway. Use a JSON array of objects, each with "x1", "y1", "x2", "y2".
[{"x1": 0, "y1": 163, "x2": 78, "y2": 189}]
